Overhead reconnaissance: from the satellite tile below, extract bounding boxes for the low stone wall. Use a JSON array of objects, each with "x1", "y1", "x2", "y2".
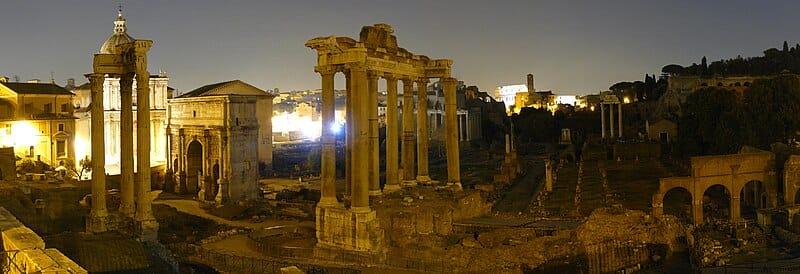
[{"x1": 0, "y1": 207, "x2": 86, "y2": 273}]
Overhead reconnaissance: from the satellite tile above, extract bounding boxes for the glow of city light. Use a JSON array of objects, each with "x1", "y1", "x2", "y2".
[
  {"x1": 330, "y1": 121, "x2": 343, "y2": 135},
  {"x1": 10, "y1": 122, "x2": 38, "y2": 147}
]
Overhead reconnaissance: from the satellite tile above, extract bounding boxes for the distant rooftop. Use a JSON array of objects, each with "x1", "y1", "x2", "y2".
[{"x1": 1, "y1": 82, "x2": 73, "y2": 95}]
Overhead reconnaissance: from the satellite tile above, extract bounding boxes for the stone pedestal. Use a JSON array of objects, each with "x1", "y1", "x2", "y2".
[
  {"x1": 86, "y1": 211, "x2": 108, "y2": 234},
  {"x1": 134, "y1": 219, "x2": 159, "y2": 243},
  {"x1": 315, "y1": 206, "x2": 385, "y2": 253},
  {"x1": 215, "y1": 178, "x2": 229, "y2": 206}
]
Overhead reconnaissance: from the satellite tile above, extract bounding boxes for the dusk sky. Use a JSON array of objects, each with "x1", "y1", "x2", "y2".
[{"x1": 2, "y1": 0, "x2": 799, "y2": 95}]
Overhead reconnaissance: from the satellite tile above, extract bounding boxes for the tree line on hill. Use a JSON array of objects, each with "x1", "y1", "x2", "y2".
[
  {"x1": 676, "y1": 75, "x2": 800, "y2": 156},
  {"x1": 663, "y1": 41, "x2": 800, "y2": 77}
]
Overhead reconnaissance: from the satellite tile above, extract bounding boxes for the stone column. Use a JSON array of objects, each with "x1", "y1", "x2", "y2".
[
  {"x1": 134, "y1": 47, "x2": 157, "y2": 241},
  {"x1": 345, "y1": 71, "x2": 352, "y2": 197},
  {"x1": 177, "y1": 129, "x2": 185, "y2": 193},
  {"x1": 416, "y1": 78, "x2": 431, "y2": 184},
  {"x1": 401, "y1": 78, "x2": 416, "y2": 186},
  {"x1": 609, "y1": 104, "x2": 615, "y2": 138},
  {"x1": 215, "y1": 133, "x2": 229, "y2": 205},
  {"x1": 600, "y1": 103, "x2": 606, "y2": 138},
  {"x1": 349, "y1": 64, "x2": 370, "y2": 210},
  {"x1": 367, "y1": 71, "x2": 381, "y2": 195},
  {"x1": 119, "y1": 73, "x2": 135, "y2": 217},
  {"x1": 200, "y1": 130, "x2": 210, "y2": 201},
  {"x1": 318, "y1": 66, "x2": 338, "y2": 206},
  {"x1": 442, "y1": 78, "x2": 461, "y2": 189},
  {"x1": 545, "y1": 159, "x2": 553, "y2": 191},
  {"x1": 504, "y1": 135, "x2": 511, "y2": 158},
  {"x1": 692, "y1": 198, "x2": 704, "y2": 225},
  {"x1": 87, "y1": 73, "x2": 108, "y2": 233},
  {"x1": 384, "y1": 74, "x2": 401, "y2": 192},
  {"x1": 618, "y1": 102, "x2": 622, "y2": 138}
]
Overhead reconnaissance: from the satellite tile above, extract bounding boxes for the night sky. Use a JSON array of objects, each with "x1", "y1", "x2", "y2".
[{"x1": 1, "y1": 0, "x2": 798, "y2": 95}]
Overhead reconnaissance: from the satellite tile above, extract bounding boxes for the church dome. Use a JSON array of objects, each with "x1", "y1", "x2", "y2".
[{"x1": 99, "y1": 8, "x2": 135, "y2": 54}]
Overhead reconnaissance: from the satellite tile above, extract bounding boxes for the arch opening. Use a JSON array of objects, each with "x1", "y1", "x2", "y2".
[
  {"x1": 794, "y1": 188, "x2": 800, "y2": 205},
  {"x1": 663, "y1": 187, "x2": 692, "y2": 224},
  {"x1": 740, "y1": 180, "x2": 765, "y2": 221},
  {"x1": 186, "y1": 140, "x2": 203, "y2": 194},
  {"x1": 703, "y1": 184, "x2": 731, "y2": 223}
]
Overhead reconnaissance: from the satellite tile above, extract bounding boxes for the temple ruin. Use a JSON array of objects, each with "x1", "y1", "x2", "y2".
[
  {"x1": 306, "y1": 24, "x2": 462, "y2": 252},
  {"x1": 85, "y1": 10, "x2": 158, "y2": 241}
]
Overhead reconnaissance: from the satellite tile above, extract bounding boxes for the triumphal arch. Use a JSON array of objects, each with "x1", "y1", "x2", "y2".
[
  {"x1": 306, "y1": 24, "x2": 461, "y2": 252},
  {"x1": 85, "y1": 14, "x2": 158, "y2": 241}
]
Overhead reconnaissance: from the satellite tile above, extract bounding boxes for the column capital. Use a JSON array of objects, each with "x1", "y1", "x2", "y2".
[
  {"x1": 85, "y1": 73, "x2": 105, "y2": 81},
  {"x1": 441, "y1": 77, "x2": 458, "y2": 85},
  {"x1": 367, "y1": 70, "x2": 380, "y2": 80},
  {"x1": 383, "y1": 73, "x2": 397, "y2": 81},
  {"x1": 401, "y1": 77, "x2": 415, "y2": 86},
  {"x1": 345, "y1": 62, "x2": 366, "y2": 72},
  {"x1": 315, "y1": 65, "x2": 338, "y2": 76},
  {"x1": 416, "y1": 78, "x2": 429, "y2": 85}
]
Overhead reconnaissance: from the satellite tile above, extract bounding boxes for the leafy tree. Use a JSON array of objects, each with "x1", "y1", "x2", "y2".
[
  {"x1": 742, "y1": 75, "x2": 800, "y2": 147},
  {"x1": 64, "y1": 157, "x2": 92, "y2": 180},
  {"x1": 677, "y1": 87, "x2": 745, "y2": 155},
  {"x1": 662, "y1": 64, "x2": 685, "y2": 75}
]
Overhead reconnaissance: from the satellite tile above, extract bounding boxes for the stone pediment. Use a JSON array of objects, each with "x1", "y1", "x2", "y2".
[{"x1": 178, "y1": 80, "x2": 271, "y2": 98}]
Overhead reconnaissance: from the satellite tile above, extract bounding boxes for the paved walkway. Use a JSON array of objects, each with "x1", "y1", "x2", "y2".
[{"x1": 152, "y1": 197, "x2": 313, "y2": 230}]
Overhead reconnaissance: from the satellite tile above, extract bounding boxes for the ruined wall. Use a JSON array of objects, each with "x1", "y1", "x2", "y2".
[
  {"x1": 691, "y1": 152, "x2": 773, "y2": 178},
  {"x1": 0, "y1": 207, "x2": 86, "y2": 273},
  {"x1": 377, "y1": 191, "x2": 490, "y2": 246},
  {"x1": 0, "y1": 147, "x2": 14, "y2": 181},
  {"x1": 784, "y1": 155, "x2": 800, "y2": 205}
]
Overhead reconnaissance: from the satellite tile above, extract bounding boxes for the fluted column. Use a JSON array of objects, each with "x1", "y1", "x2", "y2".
[
  {"x1": 416, "y1": 78, "x2": 431, "y2": 184},
  {"x1": 600, "y1": 103, "x2": 606, "y2": 139},
  {"x1": 401, "y1": 78, "x2": 416, "y2": 186},
  {"x1": 442, "y1": 78, "x2": 461, "y2": 189},
  {"x1": 134, "y1": 47, "x2": 156, "y2": 228},
  {"x1": 318, "y1": 66, "x2": 339, "y2": 206},
  {"x1": 384, "y1": 74, "x2": 401, "y2": 192},
  {"x1": 609, "y1": 104, "x2": 615, "y2": 138},
  {"x1": 87, "y1": 73, "x2": 108, "y2": 233},
  {"x1": 177, "y1": 129, "x2": 185, "y2": 193},
  {"x1": 618, "y1": 102, "x2": 622, "y2": 138},
  {"x1": 348, "y1": 64, "x2": 370, "y2": 211},
  {"x1": 367, "y1": 71, "x2": 381, "y2": 195},
  {"x1": 344, "y1": 71, "x2": 352, "y2": 197},
  {"x1": 119, "y1": 73, "x2": 135, "y2": 217}
]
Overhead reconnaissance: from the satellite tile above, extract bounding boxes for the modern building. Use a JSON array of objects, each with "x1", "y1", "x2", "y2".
[{"x1": 0, "y1": 77, "x2": 76, "y2": 168}]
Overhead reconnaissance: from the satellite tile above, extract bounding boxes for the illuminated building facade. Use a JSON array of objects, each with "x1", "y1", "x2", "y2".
[
  {"x1": 0, "y1": 78, "x2": 76, "y2": 168},
  {"x1": 165, "y1": 80, "x2": 273, "y2": 204}
]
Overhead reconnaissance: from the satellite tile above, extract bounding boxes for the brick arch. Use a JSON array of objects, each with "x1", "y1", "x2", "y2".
[{"x1": 652, "y1": 152, "x2": 776, "y2": 225}]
